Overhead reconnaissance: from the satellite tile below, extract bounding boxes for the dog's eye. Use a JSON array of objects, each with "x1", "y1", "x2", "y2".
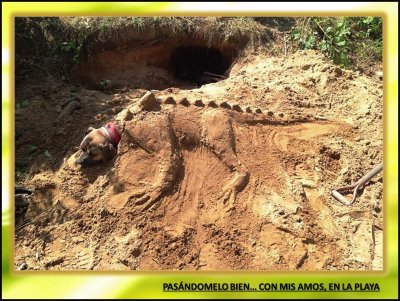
[{"x1": 88, "y1": 149, "x2": 99, "y2": 156}]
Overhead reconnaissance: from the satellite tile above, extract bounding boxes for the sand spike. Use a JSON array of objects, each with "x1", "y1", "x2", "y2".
[
  {"x1": 207, "y1": 100, "x2": 218, "y2": 108},
  {"x1": 138, "y1": 92, "x2": 161, "y2": 111},
  {"x1": 232, "y1": 104, "x2": 243, "y2": 112},
  {"x1": 179, "y1": 97, "x2": 190, "y2": 106},
  {"x1": 163, "y1": 96, "x2": 176, "y2": 104},
  {"x1": 194, "y1": 99, "x2": 205, "y2": 107},
  {"x1": 219, "y1": 102, "x2": 231, "y2": 110}
]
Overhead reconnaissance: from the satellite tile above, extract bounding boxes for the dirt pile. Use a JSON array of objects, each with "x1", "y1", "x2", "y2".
[{"x1": 14, "y1": 50, "x2": 383, "y2": 270}]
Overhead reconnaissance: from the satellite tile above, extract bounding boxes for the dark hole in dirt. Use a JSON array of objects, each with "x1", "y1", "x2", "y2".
[
  {"x1": 72, "y1": 39, "x2": 237, "y2": 91},
  {"x1": 170, "y1": 46, "x2": 230, "y2": 85}
]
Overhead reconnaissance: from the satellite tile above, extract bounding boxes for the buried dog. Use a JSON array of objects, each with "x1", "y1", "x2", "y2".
[
  {"x1": 77, "y1": 122, "x2": 121, "y2": 165},
  {"x1": 75, "y1": 92, "x2": 252, "y2": 211},
  {"x1": 75, "y1": 92, "x2": 313, "y2": 212}
]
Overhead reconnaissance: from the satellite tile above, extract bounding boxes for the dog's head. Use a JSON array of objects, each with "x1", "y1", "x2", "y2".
[{"x1": 77, "y1": 123, "x2": 120, "y2": 165}]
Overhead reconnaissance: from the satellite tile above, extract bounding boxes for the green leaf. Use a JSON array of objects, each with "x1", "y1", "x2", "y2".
[
  {"x1": 336, "y1": 40, "x2": 346, "y2": 46},
  {"x1": 290, "y1": 29, "x2": 301, "y2": 41},
  {"x1": 363, "y1": 17, "x2": 374, "y2": 24},
  {"x1": 44, "y1": 150, "x2": 51, "y2": 158},
  {"x1": 320, "y1": 39, "x2": 329, "y2": 51},
  {"x1": 303, "y1": 35, "x2": 316, "y2": 49},
  {"x1": 339, "y1": 52, "x2": 350, "y2": 67},
  {"x1": 17, "y1": 98, "x2": 30, "y2": 109},
  {"x1": 342, "y1": 28, "x2": 351, "y2": 35}
]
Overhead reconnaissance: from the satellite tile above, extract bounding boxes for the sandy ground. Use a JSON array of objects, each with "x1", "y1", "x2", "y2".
[{"x1": 14, "y1": 50, "x2": 383, "y2": 271}]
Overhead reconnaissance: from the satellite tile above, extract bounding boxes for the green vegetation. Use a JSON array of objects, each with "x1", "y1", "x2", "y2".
[
  {"x1": 16, "y1": 98, "x2": 30, "y2": 109},
  {"x1": 44, "y1": 150, "x2": 52, "y2": 158},
  {"x1": 99, "y1": 79, "x2": 112, "y2": 89},
  {"x1": 15, "y1": 17, "x2": 66, "y2": 77},
  {"x1": 60, "y1": 41, "x2": 81, "y2": 63},
  {"x1": 61, "y1": 17, "x2": 270, "y2": 55},
  {"x1": 15, "y1": 17, "x2": 382, "y2": 79},
  {"x1": 290, "y1": 17, "x2": 382, "y2": 68},
  {"x1": 16, "y1": 17, "x2": 271, "y2": 78}
]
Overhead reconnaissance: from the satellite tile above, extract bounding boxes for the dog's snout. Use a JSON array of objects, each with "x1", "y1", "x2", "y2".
[
  {"x1": 76, "y1": 152, "x2": 89, "y2": 165},
  {"x1": 76, "y1": 151, "x2": 102, "y2": 166}
]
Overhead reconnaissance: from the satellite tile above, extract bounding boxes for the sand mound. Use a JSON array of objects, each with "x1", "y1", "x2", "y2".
[{"x1": 15, "y1": 50, "x2": 383, "y2": 270}]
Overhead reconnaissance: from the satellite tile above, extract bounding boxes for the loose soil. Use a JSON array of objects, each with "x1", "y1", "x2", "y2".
[{"x1": 14, "y1": 50, "x2": 383, "y2": 271}]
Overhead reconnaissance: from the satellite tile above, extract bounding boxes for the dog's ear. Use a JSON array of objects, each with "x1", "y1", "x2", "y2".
[
  {"x1": 80, "y1": 135, "x2": 92, "y2": 150},
  {"x1": 101, "y1": 143, "x2": 117, "y2": 162},
  {"x1": 85, "y1": 127, "x2": 95, "y2": 135}
]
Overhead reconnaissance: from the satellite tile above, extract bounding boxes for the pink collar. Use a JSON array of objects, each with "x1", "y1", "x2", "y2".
[{"x1": 102, "y1": 122, "x2": 120, "y2": 147}]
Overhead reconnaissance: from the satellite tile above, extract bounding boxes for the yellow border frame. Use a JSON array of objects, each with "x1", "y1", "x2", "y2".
[{"x1": 2, "y1": 2, "x2": 398, "y2": 299}]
